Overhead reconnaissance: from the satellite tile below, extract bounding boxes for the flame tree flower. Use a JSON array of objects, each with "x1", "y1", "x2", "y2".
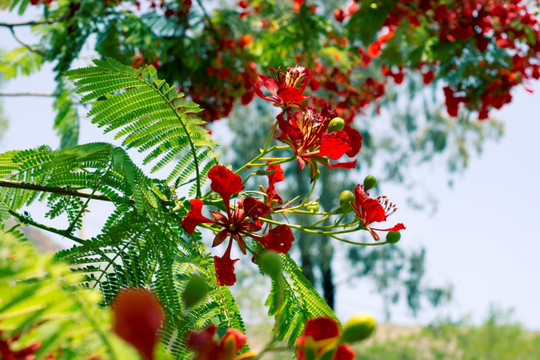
[
  {"x1": 277, "y1": 105, "x2": 362, "y2": 178},
  {"x1": 296, "y1": 317, "x2": 356, "y2": 360},
  {"x1": 181, "y1": 165, "x2": 294, "y2": 286},
  {"x1": 250, "y1": 65, "x2": 311, "y2": 110},
  {"x1": 350, "y1": 184, "x2": 405, "y2": 240},
  {"x1": 187, "y1": 325, "x2": 256, "y2": 360}
]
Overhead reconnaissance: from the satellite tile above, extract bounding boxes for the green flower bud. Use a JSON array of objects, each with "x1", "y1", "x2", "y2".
[
  {"x1": 259, "y1": 251, "x2": 282, "y2": 278},
  {"x1": 328, "y1": 117, "x2": 346, "y2": 132},
  {"x1": 182, "y1": 275, "x2": 208, "y2": 309},
  {"x1": 341, "y1": 313, "x2": 377, "y2": 343},
  {"x1": 339, "y1": 190, "x2": 355, "y2": 212},
  {"x1": 386, "y1": 231, "x2": 401, "y2": 244},
  {"x1": 363, "y1": 175, "x2": 377, "y2": 191}
]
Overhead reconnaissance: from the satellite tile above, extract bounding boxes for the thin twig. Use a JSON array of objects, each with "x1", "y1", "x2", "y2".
[
  {"x1": 7, "y1": 27, "x2": 46, "y2": 56},
  {"x1": 8, "y1": 208, "x2": 85, "y2": 244},
  {"x1": 0, "y1": 179, "x2": 117, "y2": 203},
  {"x1": 0, "y1": 19, "x2": 56, "y2": 28},
  {"x1": 0, "y1": 92, "x2": 54, "y2": 97}
]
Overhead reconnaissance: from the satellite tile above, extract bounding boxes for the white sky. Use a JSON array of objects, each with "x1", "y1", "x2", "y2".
[{"x1": 1, "y1": 9, "x2": 539, "y2": 330}]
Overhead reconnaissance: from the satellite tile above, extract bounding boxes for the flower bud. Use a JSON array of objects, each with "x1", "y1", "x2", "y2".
[
  {"x1": 259, "y1": 251, "x2": 282, "y2": 278},
  {"x1": 341, "y1": 313, "x2": 376, "y2": 343},
  {"x1": 386, "y1": 231, "x2": 401, "y2": 244},
  {"x1": 339, "y1": 190, "x2": 355, "y2": 212},
  {"x1": 363, "y1": 175, "x2": 377, "y2": 191},
  {"x1": 182, "y1": 275, "x2": 208, "y2": 309},
  {"x1": 328, "y1": 117, "x2": 346, "y2": 132}
]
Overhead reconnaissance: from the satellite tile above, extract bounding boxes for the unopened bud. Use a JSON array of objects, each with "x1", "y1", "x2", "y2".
[
  {"x1": 363, "y1": 175, "x2": 377, "y2": 191},
  {"x1": 386, "y1": 231, "x2": 401, "y2": 244},
  {"x1": 182, "y1": 275, "x2": 208, "y2": 309},
  {"x1": 339, "y1": 190, "x2": 355, "y2": 212},
  {"x1": 328, "y1": 117, "x2": 346, "y2": 132},
  {"x1": 259, "y1": 251, "x2": 282, "y2": 278},
  {"x1": 341, "y1": 313, "x2": 377, "y2": 343}
]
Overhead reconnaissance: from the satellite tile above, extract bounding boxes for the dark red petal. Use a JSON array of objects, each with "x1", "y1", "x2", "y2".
[
  {"x1": 335, "y1": 344, "x2": 356, "y2": 360},
  {"x1": 343, "y1": 126, "x2": 362, "y2": 157},
  {"x1": 187, "y1": 325, "x2": 217, "y2": 351},
  {"x1": 214, "y1": 254, "x2": 239, "y2": 286},
  {"x1": 208, "y1": 165, "x2": 245, "y2": 208},
  {"x1": 320, "y1": 131, "x2": 352, "y2": 160},
  {"x1": 112, "y1": 289, "x2": 164, "y2": 360},
  {"x1": 260, "y1": 225, "x2": 295, "y2": 253},
  {"x1": 302, "y1": 317, "x2": 340, "y2": 341},
  {"x1": 182, "y1": 199, "x2": 216, "y2": 234},
  {"x1": 212, "y1": 229, "x2": 230, "y2": 247},
  {"x1": 243, "y1": 196, "x2": 271, "y2": 220}
]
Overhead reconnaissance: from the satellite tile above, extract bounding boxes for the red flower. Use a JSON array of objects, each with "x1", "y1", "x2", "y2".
[
  {"x1": 112, "y1": 288, "x2": 164, "y2": 360},
  {"x1": 350, "y1": 185, "x2": 405, "y2": 240},
  {"x1": 0, "y1": 330, "x2": 41, "y2": 360},
  {"x1": 277, "y1": 106, "x2": 361, "y2": 177},
  {"x1": 187, "y1": 325, "x2": 255, "y2": 360},
  {"x1": 265, "y1": 164, "x2": 285, "y2": 206},
  {"x1": 181, "y1": 165, "x2": 295, "y2": 286},
  {"x1": 250, "y1": 66, "x2": 311, "y2": 109},
  {"x1": 296, "y1": 317, "x2": 355, "y2": 360}
]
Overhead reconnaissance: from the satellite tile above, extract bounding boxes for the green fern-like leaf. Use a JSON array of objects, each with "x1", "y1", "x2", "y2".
[
  {"x1": 66, "y1": 58, "x2": 218, "y2": 197},
  {"x1": 265, "y1": 254, "x2": 339, "y2": 346}
]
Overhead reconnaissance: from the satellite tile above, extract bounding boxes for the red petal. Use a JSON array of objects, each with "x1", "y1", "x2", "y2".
[
  {"x1": 267, "y1": 164, "x2": 284, "y2": 186},
  {"x1": 328, "y1": 159, "x2": 357, "y2": 170},
  {"x1": 320, "y1": 131, "x2": 352, "y2": 160},
  {"x1": 335, "y1": 344, "x2": 356, "y2": 360},
  {"x1": 302, "y1": 317, "x2": 340, "y2": 341},
  {"x1": 362, "y1": 198, "x2": 387, "y2": 225},
  {"x1": 112, "y1": 289, "x2": 164, "y2": 360},
  {"x1": 243, "y1": 196, "x2": 271, "y2": 220},
  {"x1": 388, "y1": 223, "x2": 406, "y2": 232},
  {"x1": 221, "y1": 328, "x2": 247, "y2": 354},
  {"x1": 212, "y1": 229, "x2": 230, "y2": 247},
  {"x1": 214, "y1": 254, "x2": 239, "y2": 286},
  {"x1": 260, "y1": 225, "x2": 294, "y2": 253},
  {"x1": 182, "y1": 199, "x2": 217, "y2": 234},
  {"x1": 343, "y1": 126, "x2": 362, "y2": 157},
  {"x1": 187, "y1": 325, "x2": 217, "y2": 351},
  {"x1": 208, "y1": 165, "x2": 245, "y2": 209}
]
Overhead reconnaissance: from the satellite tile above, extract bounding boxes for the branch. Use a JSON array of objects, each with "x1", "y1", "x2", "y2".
[
  {"x1": 7, "y1": 27, "x2": 46, "y2": 56},
  {"x1": 0, "y1": 179, "x2": 116, "y2": 203},
  {"x1": 0, "y1": 19, "x2": 56, "y2": 28},
  {"x1": 0, "y1": 92, "x2": 54, "y2": 97},
  {"x1": 7, "y1": 208, "x2": 84, "y2": 244}
]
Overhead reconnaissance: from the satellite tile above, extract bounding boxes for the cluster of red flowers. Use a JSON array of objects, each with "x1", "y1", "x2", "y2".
[
  {"x1": 181, "y1": 165, "x2": 294, "y2": 286},
  {"x1": 181, "y1": 65, "x2": 407, "y2": 285},
  {"x1": 188, "y1": 314, "x2": 376, "y2": 360},
  {"x1": 187, "y1": 325, "x2": 255, "y2": 360},
  {"x1": 340, "y1": 0, "x2": 540, "y2": 119},
  {"x1": 251, "y1": 66, "x2": 363, "y2": 177}
]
